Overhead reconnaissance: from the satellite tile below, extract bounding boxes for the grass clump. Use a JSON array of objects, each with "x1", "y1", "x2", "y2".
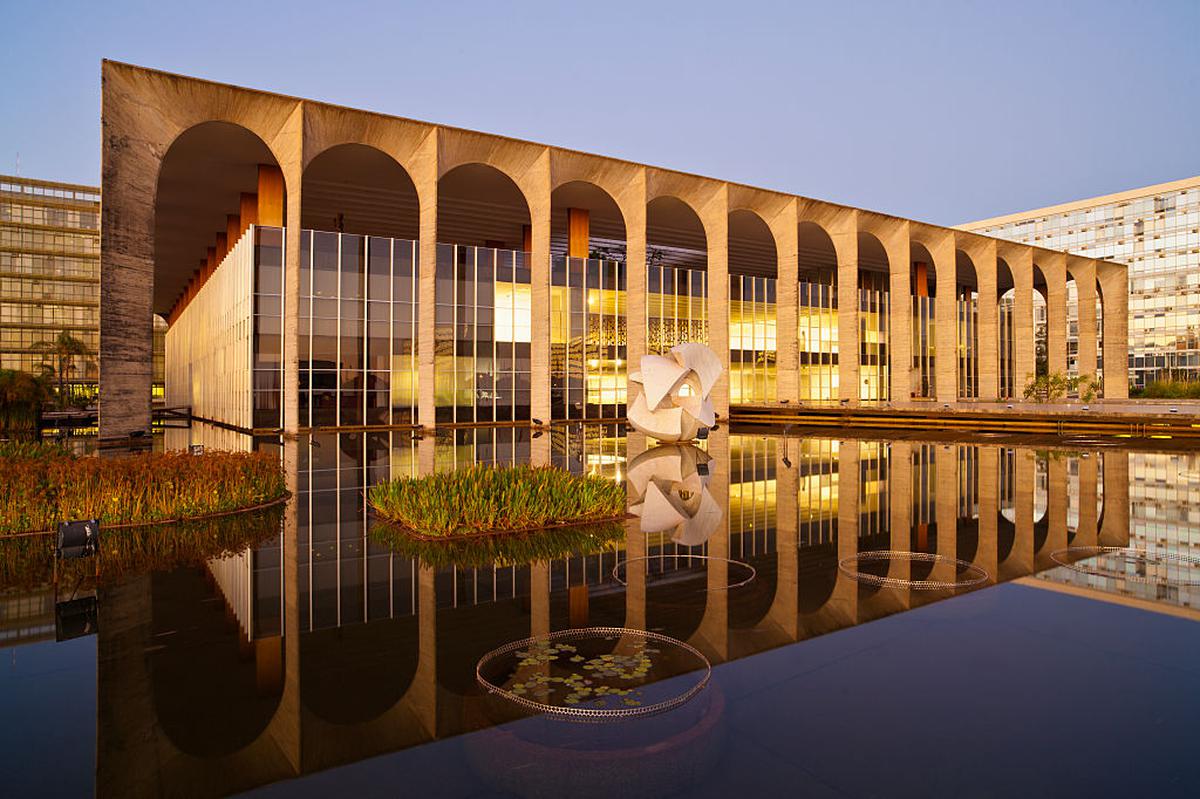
[
  {"x1": 372, "y1": 519, "x2": 625, "y2": 569},
  {"x1": 368, "y1": 464, "x2": 627, "y2": 538},
  {"x1": 1131, "y1": 379, "x2": 1200, "y2": 399},
  {"x1": 0, "y1": 449, "x2": 287, "y2": 536}
]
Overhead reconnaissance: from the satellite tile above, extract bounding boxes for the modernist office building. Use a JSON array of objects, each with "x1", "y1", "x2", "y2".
[
  {"x1": 965, "y1": 176, "x2": 1200, "y2": 389},
  {"x1": 0, "y1": 174, "x2": 166, "y2": 401},
  {"x1": 99, "y1": 62, "x2": 1129, "y2": 438}
]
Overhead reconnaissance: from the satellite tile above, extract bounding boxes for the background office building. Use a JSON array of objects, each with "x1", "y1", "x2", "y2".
[
  {"x1": 964, "y1": 176, "x2": 1200, "y2": 390},
  {"x1": 100, "y1": 62, "x2": 1128, "y2": 439},
  {"x1": 1, "y1": 174, "x2": 165, "y2": 402}
]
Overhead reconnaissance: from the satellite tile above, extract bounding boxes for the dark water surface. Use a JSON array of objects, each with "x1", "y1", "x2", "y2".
[{"x1": 2, "y1": 425, "x2": 1197, "y2": 798}]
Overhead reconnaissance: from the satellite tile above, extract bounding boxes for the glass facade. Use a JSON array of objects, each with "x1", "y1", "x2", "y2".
[
  {"x1": 729, "y1": 274, "x2": 777, "y2": 405},
  {"x1": 797, "y1": 273, "x2": 839, "y2": 401},
  {"x1": 550, "y1": 256, "x2": 626, "y2": 420},
  {"x1": 299, "y1": 231, "x2": 420, "y2": 429},
  {"x1": 858, "y1": 272, "x2": 890, "y2": 400},
  {"x1": 0, "y1": 174, "x2": 166, "y2": 401},
  {"x1": 435, "y1": 244, "x2": 530, "y2": 424},
  {"x1": 647, "y1": 264, "x2": 708, "y2": 354},
  {"x1": 968, "y1": 179, "x2": 1200, "y2": 388}
]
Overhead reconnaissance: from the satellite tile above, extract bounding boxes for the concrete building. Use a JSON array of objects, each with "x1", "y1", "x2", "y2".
[
  {"x1": 963, "y1": 176, "x2": 1200, "y2": 390},
  {"x1": 1, "y1": 173, "x2": 165, "y2": 403},
  {"x1": 99, "y1": 62, "x2": 1129, "y2": 439}
]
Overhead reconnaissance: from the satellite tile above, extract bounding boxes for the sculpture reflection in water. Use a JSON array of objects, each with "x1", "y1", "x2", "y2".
[{"x1": 627, "y1": 443, "x2": 722, "y2": 546}]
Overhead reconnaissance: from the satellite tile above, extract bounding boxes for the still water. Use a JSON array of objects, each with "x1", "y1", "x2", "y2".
[{"x1": 2, "y1": 424, "x2": 1198, "y2": 798}]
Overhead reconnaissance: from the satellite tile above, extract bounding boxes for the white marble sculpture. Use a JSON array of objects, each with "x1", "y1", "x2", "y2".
[
  {"x1": 626, "y1": 444, "x2": 723, "y2": 546},
  {"x1": 627, "y1": 342, "x2": 722, "y2": 442}
]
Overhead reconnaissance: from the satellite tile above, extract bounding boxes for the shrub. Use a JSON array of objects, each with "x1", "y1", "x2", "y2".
[
  {"x1": 1138, "y1": 379, "x2": 1200, "y2": 399},
  {"x1": 368, "y1": 464, "x2": 627, "y2": 538},
  {"x1": 0, "y1": 449, "x2": 287, "y2": 535},
  {"x1": 1022, "y1": 372, "x2": 1100, "y2": 403}
]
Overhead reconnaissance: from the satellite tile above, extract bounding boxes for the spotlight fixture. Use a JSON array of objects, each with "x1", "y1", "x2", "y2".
[
  {"x1": 56, "y1": 520, "x2": 99, "y2": 560},
  {"x1": 189, "y1": 444, "x2": 205, "y2": 456}
]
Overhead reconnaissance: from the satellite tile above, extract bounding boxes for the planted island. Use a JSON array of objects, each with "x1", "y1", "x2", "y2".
[
  {"x1": 367, "y1": 464, "x2": 627, "y2": 540},
  {"x1": 0, "y1": 442, "x2": 287, "y2": 536}
]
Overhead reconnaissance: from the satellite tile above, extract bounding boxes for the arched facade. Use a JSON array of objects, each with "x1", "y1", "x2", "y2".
[{"x1": 101, "y1": 62, "x2": 1129, "y2": 439}]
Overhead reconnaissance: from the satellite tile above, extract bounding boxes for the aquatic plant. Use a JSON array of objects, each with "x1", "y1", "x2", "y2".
[
  {"x1": 0, "y1": 503, "x2": 284, "y2": 589},
  {"x1": 0, "y1": 449, "x2": 286, "y2": 535},
  {"x1": 368, "y1": 464, "x2": 627, "y2": 538},
  {"x1": 371, "y1": 519, "x2": 625, "y2": 569}
]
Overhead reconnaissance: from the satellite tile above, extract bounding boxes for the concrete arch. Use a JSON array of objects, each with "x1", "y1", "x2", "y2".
[
  {"x1": 437, "y1": 162, "x2": 533, "y2": 248},
  {"x1": 728, "y1": 207, "x2": 778, "y2": 276},
  {"x1": 154, "y1": 120, "x2": 285, "y2": 315},
  {"x1": 300, "y1": 142, "x2": 419, "y2": 239},
  {"x1": 549, "y1": 179, "x2": 627, "y2": 256}
]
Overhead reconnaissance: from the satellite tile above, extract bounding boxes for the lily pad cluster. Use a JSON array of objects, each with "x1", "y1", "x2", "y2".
[{"x1": 503, "y1": 636, "x2": 660, "y2": 709}]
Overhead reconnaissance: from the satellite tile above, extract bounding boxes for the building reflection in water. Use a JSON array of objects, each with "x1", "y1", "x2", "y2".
[{"x1": 70, "y1": 424, "x2": 1200, "y2": 796}]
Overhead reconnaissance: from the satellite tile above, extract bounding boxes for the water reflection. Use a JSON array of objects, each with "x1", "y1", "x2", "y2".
[{"x1": 5, "y1": 422, "x2": 1198, "y2": 797}]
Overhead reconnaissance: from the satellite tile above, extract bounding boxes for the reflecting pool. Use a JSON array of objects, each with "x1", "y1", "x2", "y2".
[{"x1": 1, "y1": 424, "x2": 1198, "y2": 797}]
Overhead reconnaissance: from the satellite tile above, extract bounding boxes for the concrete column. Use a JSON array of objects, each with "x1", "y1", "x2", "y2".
[
  {"x1": 1042, "y1": 457, "x2": 1069, "y2": 572},
  {"x1": 832, "y1": 211, "x2": 859, "y2": 403},
  {"x1": 1010, "y1": 248, "x2": 1036, "y2": 400},
  {"x1": 239, "y1": 192, "x2": 258, "y2": 236},
  {"x1": 1045, "y1": 253, "x2": 1068, "y2": 377},
  {"x1": 774, "y1": 201, "x2": 800, "y2": 404},
  {"x1": 624, "y1": 170, "x2": 648, "y2": 393},
  {"x1": 767, "y1": 435, "x2": 799, "y2": 639},
  {"x1": 974, "y1": 240, "x2": 1000, "y2": 401},
  {"x1": 931, "y1": 233, "x2": 958, "y2": 403},
  {"x1": 99, "y1": 69, "x2": 159, "y2": 438},
  {"x1": 415, "y1": 130, "x2": 439, "y2": 430},
  {"x1": 530, "y1": 561, "x2": 550, "y2": 638},
  {"x1": 1074, "y1": 259, "x2": 1098, "y2": 381},
  {"x1": 1098, "y1": 261, "x2": 1129, "y2": 399},
  {"x1": 1077, "y1": 453, "x2": 1099, "y2": 548},
  {"x1": 934, "y1": 444, "x2": 957, "y2": 584},
  {"x1": 1100, "y1": 450, "x2": 1130, "y2": 547},
  {"x1": 279, "y1": 108, "x2": 304, "y2": 436},
  {"x1": 567, "y1": 208, "x2": 589, "y2": 258},
  {"x1": 1009, "y1": 449, "x2": 1035, "y2": 579},
  {"x1": 885, "y1": 223, "x2": 912, "y2": 403},
  {"x1": 528, "y1": 149, "x2": 553, "y2": 425},
  {"x1": 888, "y1": 441, "x2": 913, "y2": 585},
  {"x1": 976, "y1": 446, "x2": 999, "y2": 584},
  {"x1": 704, "y1": 186, "x2": 731, "y2": 419},
  {"x1": 833, "y1": 439, "x2": 859, "y2": 622}
]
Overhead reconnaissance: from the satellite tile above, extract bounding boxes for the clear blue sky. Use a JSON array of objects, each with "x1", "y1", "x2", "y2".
[{"x1": 2, "y1": 0, "x2": 1197, "y2": 225}]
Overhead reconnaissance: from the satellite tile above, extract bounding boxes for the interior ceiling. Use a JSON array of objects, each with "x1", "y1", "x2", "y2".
[
  {"x1": 438, "y1": 164, "x2": 530, "y2": 249},
  {"x1": 154, "y1": 122, "x2": 275, "y2": 313}
]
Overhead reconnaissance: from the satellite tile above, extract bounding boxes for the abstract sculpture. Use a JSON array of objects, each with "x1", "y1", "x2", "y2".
[
  {"x1": 627, "y1": 444, "x2": 723, "y2": 546},
  {"x1": 627, "y1": 343, "x2": 722, "y2": 442}
]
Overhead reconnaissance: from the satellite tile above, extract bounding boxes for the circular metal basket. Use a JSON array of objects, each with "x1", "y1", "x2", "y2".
[
  {"x1": 1049, "y1": 546, "x2": 1200, "y2": 586},
  {"x1": 838, "y1": 550, "x2": 990, "y2": 590},
  {"x1": 612, "y1": 554, "x2": 757, "y2": 591},
  {"x1": 476, "y1": 627, "x2": 712, "y2": 722}
]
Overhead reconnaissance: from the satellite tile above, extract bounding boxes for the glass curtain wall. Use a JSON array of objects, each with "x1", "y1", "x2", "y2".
[
  {"x1": 298, "y1": 231, "x2": 419, "y2": 429},
  {"x1": 252, "y1": 227, "x2": 284, "y2": 428},
  {"x1": 729, "y1": 435, "x2": 777, "y2": 559},
  {"x1": 550, "y1": 256, "x2": 626, "y2": 421},
  {"x1": 912, "y1": 294, "x2": 935, "y2": 398},
  {"x1": 798, "y1": 273, "x2": 838, "y2": 401},
  {"x1": 729, "y1": 274, "x2": 777, "y2": 405},
  {"x1": 647, "y1": 264, "x2": 708, "y2": 354},
  {"x1": 859, "y1": 273, "x2": 890, "y2": 401},
  {"x1": 999, "y1": 292, "x2": 1015, "y2": 399},
  {"x1": 435, "y1": 244, "x2": 531, "y2": 424},
  {"x1": 797, "y1": 437, "x2": 839, "y2": 546},
  {"x1": 858, "y1": 441, "x2": 891, "y2": 547},
  {"x1": 299, "y1": 431, "x2": 420, "y2": 631},
  {"x1": 957, "y1": 288, "x2": 979, "y2": 399}
]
